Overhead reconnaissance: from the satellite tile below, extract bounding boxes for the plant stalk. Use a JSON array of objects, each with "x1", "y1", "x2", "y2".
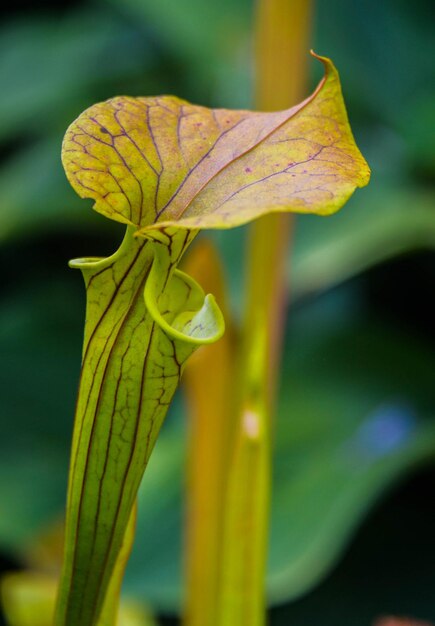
[
  {"x1": 217, "y1": 1, "x2": 313, "y2": 624},
  {"x1": 182, "y1": 241, "x2": 236, "y2": 626}
]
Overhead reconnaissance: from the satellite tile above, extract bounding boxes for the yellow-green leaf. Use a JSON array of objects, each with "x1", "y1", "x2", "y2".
[
  {"x1": 55, "y1": 51, "x2": 369, "y2": 626},
  {"x1": 1, "y1": 573, "x2": 57, "y2": 626},
  {"x1": 62, "y1": 53, "x2": 369, "y2": 236},
  {"x1": 1, "y1": 571, "x2": 157, "y2": 626}
]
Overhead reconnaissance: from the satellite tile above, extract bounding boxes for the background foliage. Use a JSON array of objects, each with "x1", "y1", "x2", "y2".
[{"x1": 0, "y1": 1, "x2": 434, "y2": 624}]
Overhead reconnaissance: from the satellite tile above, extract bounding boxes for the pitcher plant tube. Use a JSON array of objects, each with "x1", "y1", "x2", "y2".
[{"x1": 55, "y1": 52, "x2": 370, "y2": 625}]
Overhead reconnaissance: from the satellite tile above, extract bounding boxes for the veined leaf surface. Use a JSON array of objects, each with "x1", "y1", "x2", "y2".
[
  {"x1": 62, "y1": 53, "x2": 369, "y2": 235},
  {"x1": 55, "y1": 226, "x2": 224, "y2": 626}
]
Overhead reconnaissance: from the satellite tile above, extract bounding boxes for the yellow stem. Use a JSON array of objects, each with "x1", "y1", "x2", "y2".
[
  {"x1": 182, "y1": 241, "x2": 236, "y2": 626},
  {"x1": 251, "y1": 0, "x2": 313, "y2": 400},
  {"x1": 255, "y1": 0, "x2": 313, "y2": 111}
]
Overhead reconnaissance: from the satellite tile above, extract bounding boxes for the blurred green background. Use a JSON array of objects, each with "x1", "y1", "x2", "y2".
[{"x1": 0, "y1": 0, "x2": 434, "y2": 624}]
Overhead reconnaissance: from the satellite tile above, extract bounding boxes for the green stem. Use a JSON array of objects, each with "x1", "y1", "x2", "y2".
[{"x1": 217, "y1": 1, "x2": 313, "y2": 624}]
